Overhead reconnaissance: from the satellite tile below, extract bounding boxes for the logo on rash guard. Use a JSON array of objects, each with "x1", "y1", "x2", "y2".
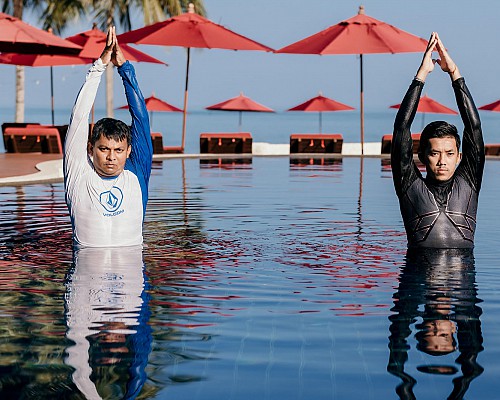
[{"x1": 99, "y1": 186, "x2": 124, "y2": 214}]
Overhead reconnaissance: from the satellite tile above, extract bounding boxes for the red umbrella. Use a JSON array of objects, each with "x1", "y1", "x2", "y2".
[
  {"x1": 0, "y1": 12, "x2": 81, "y2": 55},
  {"x1": 117, "y1": 93, "x2": 182, "y2": 127},
  {"x1": 118, "y1": 3, "x2": 274, "y2": 151},
  {"x1": 479, "y1": 100, "x2": 500, "y2": 112},
  {"x1": 206, "y1": 92, "x2": 274, "y2": 131},
  {"x1": 0, "y1": 27, "x2": 166, "y2": 124},
  {"x1": 276, "y1": 6, "x2": 427, "y2": 153},
  {"x1": 390, "y1": 94, "x2": 457, "y2": 129},
  {"x1": 287, "y1": 93, "x2": 354, "y2": 133},
  {"x1": 65, "y1": 26, "x2": 166, "y2": 64}
]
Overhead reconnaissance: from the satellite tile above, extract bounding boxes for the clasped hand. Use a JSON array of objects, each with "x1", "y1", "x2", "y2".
[{"x1": 100, "y1": 26, "x2": 126, "y2": 67}]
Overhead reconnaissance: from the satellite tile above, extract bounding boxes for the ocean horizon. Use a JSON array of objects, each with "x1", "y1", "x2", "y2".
[{"x1": 1, "y1": 106, "x2": 498, "y2": 154}]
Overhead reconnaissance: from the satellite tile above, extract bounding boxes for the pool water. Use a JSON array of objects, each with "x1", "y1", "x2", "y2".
[{"x1": 0, "y1": 156, "x2": 499, "y2": 399}]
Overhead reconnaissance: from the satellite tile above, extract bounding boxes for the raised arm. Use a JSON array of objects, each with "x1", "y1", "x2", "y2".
[
  {"x1": 113, "y1": 35, "x2": 153, "y2": 208},
  {"x1": 64, "y1": 28, "x2": 115, "y2": 192},
  {"x1": 392, "y1": 34, "x2": 438, "y2": 196},
  {"x1": 435, "y1": 34, "x2": 484, "y2": 191}
]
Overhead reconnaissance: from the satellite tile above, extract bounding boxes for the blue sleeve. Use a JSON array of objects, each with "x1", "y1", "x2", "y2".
[{"x1": 118, "y1": 61, "x2": 153, "y2": 215}]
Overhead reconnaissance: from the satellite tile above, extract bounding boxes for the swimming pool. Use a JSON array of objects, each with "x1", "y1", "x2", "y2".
[{"x1": 0, "y1": 156, "x2": 499, "y2": 399}]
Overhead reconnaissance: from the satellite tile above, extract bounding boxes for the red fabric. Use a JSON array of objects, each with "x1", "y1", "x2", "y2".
[
  {"x1": 0, "y1": 12, "x2": 81, "y2": 55},
  {"x1": 65, "y1": 27, "x2": 165, "y2": 64},
  {"x1": 288, "y1": 95, "x2": 354, "y2": 112},
  {"x1": 479, "y1": 100, "x2": 500, "y2": 112},
  {"x1": 277, "y1": 12, "x2": 427, "y2": 55},
  {"x1": 118, "y1": 95, "x2": 182, "y2": 112},
  {"x1": 390, "y1": 95, "x2": 458, "y2": 114},
  {"x1": 206, "y1": 93, "x2": 274, "y2": 112},
  {"x1": 0, "y1": 27, "x2": 165, "y2": 66},
  {"x1": 118, "y1": 11, "x2": 273, "y2": 51}
]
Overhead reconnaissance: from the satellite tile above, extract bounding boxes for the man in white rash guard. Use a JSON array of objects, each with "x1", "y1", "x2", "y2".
[{"x1": 64, "y1": 27, "x2": 152, "y2": 247}]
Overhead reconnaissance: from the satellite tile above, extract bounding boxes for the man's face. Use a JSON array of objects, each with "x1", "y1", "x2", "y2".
[
  {"x1": 88, "y1": 136, "x2": 131, "y2": 177},
  {"x1": 423, "y1": 137, "x2": 461, "y2": 182}
]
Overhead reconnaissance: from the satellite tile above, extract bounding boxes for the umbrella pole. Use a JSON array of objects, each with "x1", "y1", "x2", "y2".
[
  {"x1": 360, "y1": 54, "x2": 365, "y2": 155},
  {"x1": 181, "y1": 47, "x2": 191, "y2": 152},
  {"x1": 50, "y1": 66, "x2": 55, "y2": 125}
]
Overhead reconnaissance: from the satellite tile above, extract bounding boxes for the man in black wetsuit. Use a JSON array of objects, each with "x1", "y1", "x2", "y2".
[{"x1": 392, "y1": 32, "x2": 484, "y2": 249}]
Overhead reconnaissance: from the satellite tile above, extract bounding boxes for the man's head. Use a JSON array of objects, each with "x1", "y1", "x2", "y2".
[
  {"x1": 87, "y1": 118, "x2": 132, "y2": 177},
  {"x1": 418, "y1": 121, "x2": 462, "y2": 182}
]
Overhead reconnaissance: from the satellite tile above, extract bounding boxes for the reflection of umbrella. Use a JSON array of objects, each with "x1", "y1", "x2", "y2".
[
  {"x1": 479, "y1": 100, "x2": 500, "y2": 112},
  {"x1": 390, "y1": 94, "x2": 458, "y2": 129},
  {"x1": 277, "y1": 6, "x2": 427, "y2": 154},
  {"x1": 118, "y1": 3, "x2": 273, "y2": 151},
  {"x1": 117, "y1": 94, "x2": 182, "y2": 128},
  {"x1": 206, "y1": 92, "x2": 274, "y2": 131},
  {"x1": 0, "y1": 12, "x2": 81, "y2": 55},
  {"x1": 0, "y1": 27, "x2": 166, "y2": 124},
  {"x1": 287, "y1": 93, "x2": 354, "y2": 133}
]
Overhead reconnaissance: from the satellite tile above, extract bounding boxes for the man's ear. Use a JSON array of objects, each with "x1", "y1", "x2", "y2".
[
  {"x1": 457, "y1": 152, "x2": 462, "y2": 164},
  {"x1": 87, "y1": 141, "x2": 93, "y2": 157},
  {"x1": 126, "y1": 144, "x2": 132, "y2": 158}
]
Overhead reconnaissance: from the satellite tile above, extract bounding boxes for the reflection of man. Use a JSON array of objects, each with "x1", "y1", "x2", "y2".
[
  {"x1": 387, "y1": 249, "x2": 483, "y2": 399},
  {"x1": 391, "y1": 32, "x2": 484, "y2": 248},
  {"x1": 65, "y1": 246, "x2": 151, "y2": 399},
  {"x1": 64, "y1": 27, "x2": 152, "y2": 247}
]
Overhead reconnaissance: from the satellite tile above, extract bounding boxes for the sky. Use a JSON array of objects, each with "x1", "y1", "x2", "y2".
[{"x1": 0, "y1": 0, "x2": 499, "y2": 115}]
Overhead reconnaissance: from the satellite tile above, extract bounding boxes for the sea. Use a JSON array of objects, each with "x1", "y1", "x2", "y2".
[{"x1": 1, "y1": 105, "x2": 499, "y2": 154}]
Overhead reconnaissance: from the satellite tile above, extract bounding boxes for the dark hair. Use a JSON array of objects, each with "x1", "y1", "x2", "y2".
[
  {"x1": 90, "y1": 117, "x2": 131, "y2": 146},
  {"x1": 415, "y1": 327, "x2": 457, "y2": 356},
  {"x1": 418, "y1": 121, "x2": 460, "y2": 158}
]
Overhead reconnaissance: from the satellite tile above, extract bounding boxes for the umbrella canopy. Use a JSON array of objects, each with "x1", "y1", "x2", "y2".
[
  {"x1": 0, "y1": 27, "x2": 166, "y2": 124},
  {"x1": 287, "y1": 94, "x2": 354, "y2": 133},
  {"x1": 276, "y1": 5, "x2": 427, "y2": 153},
  {"x1": 479, "y1": 100, "x2": 500, "y2": 112},
  {"x1": 390, "y1": 94, "x2": 457, "y2": 129},
  {"x1": 65, "y1": 27, "x2": 166, "y2": 64},
  {"x1": 0, "y1": 12, "x2": 81, "y2": 55},
  {"x1": 206, "y1": 92, "x2": 274, "y2": 131},
  {"x1": 389, "y1": 94, "x2": 457, "y2": 114},
  {"x1": 118, "y1": 3, "x2": 273, "y2": 151},
  {"x1": 117, "y1": 94, "x2": 182, "y2": 127}
]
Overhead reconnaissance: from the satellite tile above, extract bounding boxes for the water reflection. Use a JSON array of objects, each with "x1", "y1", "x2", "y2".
[
  {"x1": 199, "y1": 157, "x2": 252, "y2": 169},
  {"x1": 289, "y1": 156, "x2": 342, "y2": 170},
  {"x1": 387, "y1": 249, "x2": 483, "y2": 399},
  {"x1": 65, "y1": 246, "x2": 152, "y2": 399}
]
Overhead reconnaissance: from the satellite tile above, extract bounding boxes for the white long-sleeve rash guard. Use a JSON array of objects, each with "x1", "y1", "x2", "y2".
[{"x1": 64, "y1": 59, "x2": 152, "y2": 247}]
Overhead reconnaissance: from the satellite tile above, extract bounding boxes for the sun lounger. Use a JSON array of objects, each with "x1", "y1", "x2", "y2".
[
  {"x1": 485, "y1": 144, "x2": 500, "y2": 156},
  {"x1": 200, "y1": 133, "x2": 252, "y2": 154},
  {"x1": 381, "y1": 133, "x2": 421, "y2": 154},
  {"x1": 3, "y1": 126, "x2": 62, "y2": 154},
  {"x1": 150, "y1": 132, "x2": 184, "y2": 154},
  {"x1": 290, "y1": 134, "x2": 343, "y2": 154}
]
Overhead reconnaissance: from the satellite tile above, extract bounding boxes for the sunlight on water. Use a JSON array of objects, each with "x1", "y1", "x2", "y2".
[{"x1": 0, "y1": 157, "x2": 499, "y2": 399}]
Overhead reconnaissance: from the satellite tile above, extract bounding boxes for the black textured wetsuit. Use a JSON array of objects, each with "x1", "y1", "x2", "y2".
[{"x1": 391, "y1": 78, "x2": 484, "y2": 249}]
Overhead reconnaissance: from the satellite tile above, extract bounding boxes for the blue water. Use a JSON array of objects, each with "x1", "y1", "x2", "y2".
[
  {"x1": 1, "y1": 157, "x2": 500, "y2": 399},
  {"x1": 2, "y1": 105, "x2": 500, "y2": 154}
]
